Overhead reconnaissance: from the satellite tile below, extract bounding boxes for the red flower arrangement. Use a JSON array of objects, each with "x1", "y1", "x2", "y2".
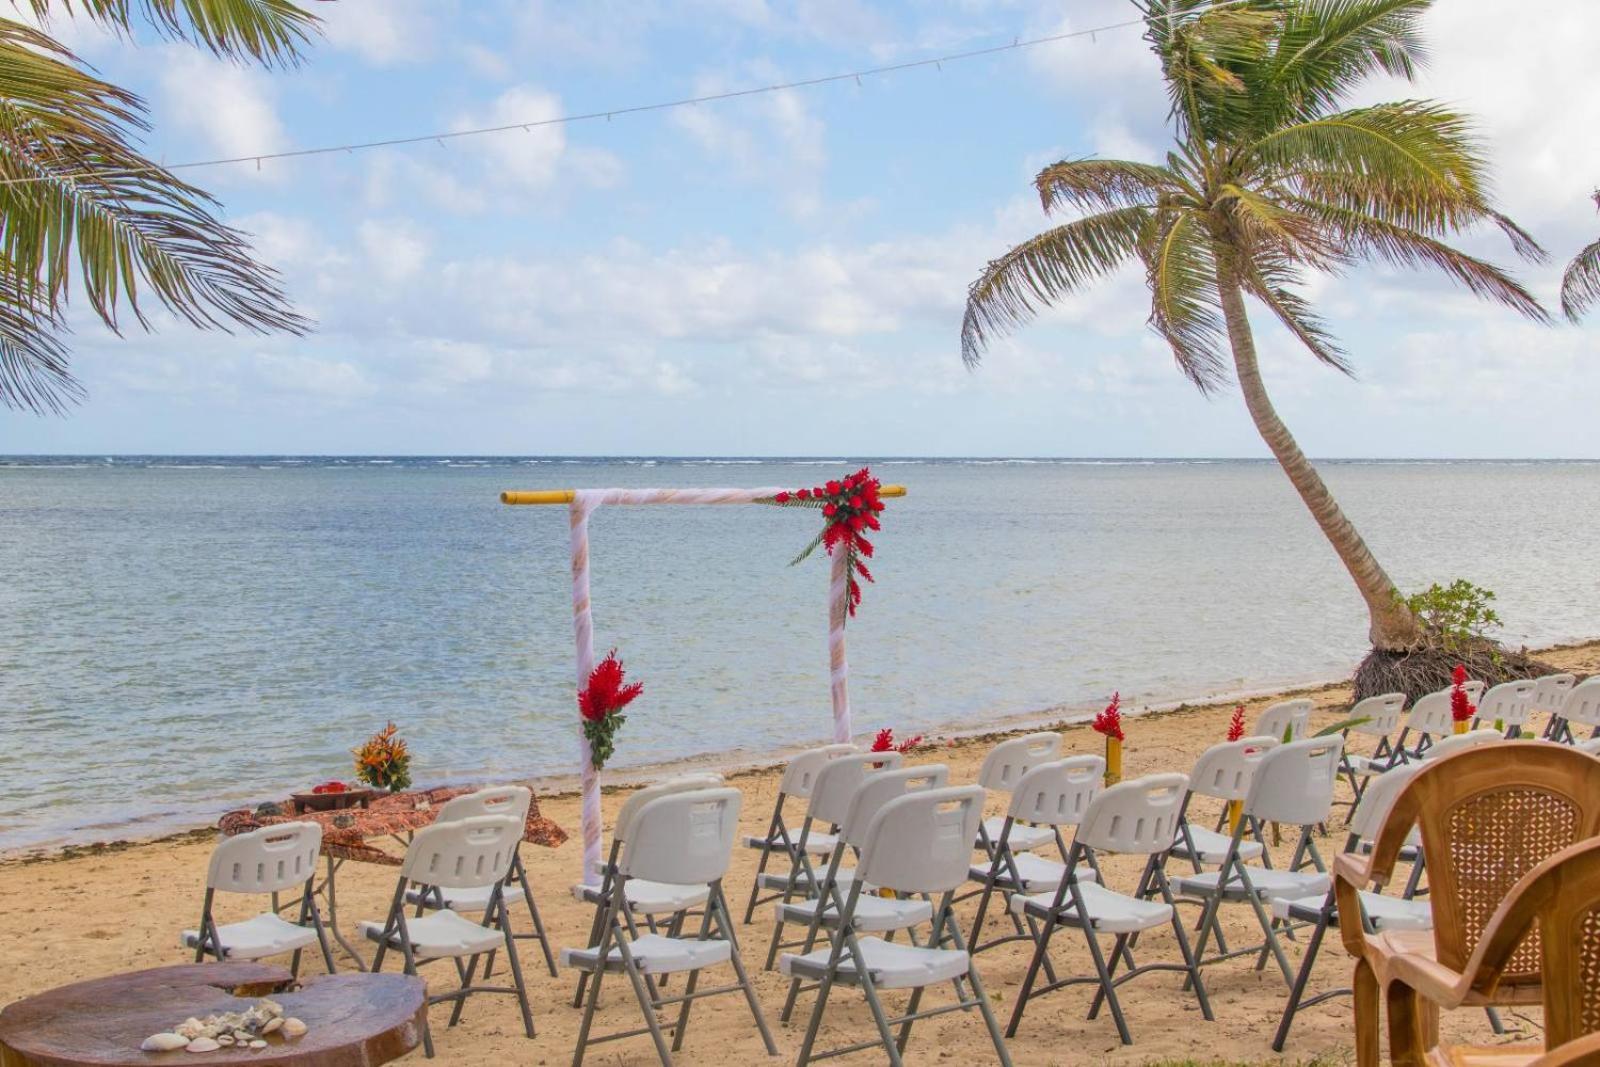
[
  {"x1": 1226, "y1": 704, "x2": 1246, "y2": 742},
  {"x1": 763, "y1": 467, "x2": 887, "y2": 617},
  {"x1": 311, "y1": 780, "x2": 348, "y2": 795},
  {"x1": 579, "y1": 649, "x2": 644, "y2": 770},
  {"x1": 1450, "y1": 663, "x2": 1476, "y2": 724},
  {"x1": 1092, "y1": 691, "x2": 1125, "y2": 742},
  {"x1": 870, "y1": 727, "x2": 924, "y2": 754}
]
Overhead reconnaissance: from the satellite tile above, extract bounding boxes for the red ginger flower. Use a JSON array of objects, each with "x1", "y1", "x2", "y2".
[
  {"x1": 1450, "y1": 663, "x2": 1476, "y2": 723},
  {"x1": 1092, "y1": 692, "x2": 1125, "y2": 742},
  {"x1": 870, "y1": 727, "x2": 923, "y2": 754},
  {"x1": 579, "y1": 649, "x2": 643, "y2": 723},
  {"x1": 1227, "y1": 704, "x2": 1246, "y2": 742}
]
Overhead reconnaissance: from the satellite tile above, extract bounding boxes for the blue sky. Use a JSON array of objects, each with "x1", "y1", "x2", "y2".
[{"x1": 8, "y1": 0, "x2": 1600, "y2": 457}]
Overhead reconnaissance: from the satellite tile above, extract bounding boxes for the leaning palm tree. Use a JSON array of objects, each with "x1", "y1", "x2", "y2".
[
  {"x1": 1560, "y1": 191, "x2": 1600, "y2": 321},
  {"x1": 0, "y1": 0, "x2": 321, "y2": 414},
  {"x1": 961, "y1": 0, "x2": 1552, "y2": 697}
]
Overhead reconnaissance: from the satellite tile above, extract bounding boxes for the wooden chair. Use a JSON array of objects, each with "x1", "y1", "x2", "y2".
[
  {"x1": 1419, "y1": 836, "x2": 1600, "y2": 1066},
  {"x1": 1334, "y1": 742, "x2": 1600, "y2": 1067}
]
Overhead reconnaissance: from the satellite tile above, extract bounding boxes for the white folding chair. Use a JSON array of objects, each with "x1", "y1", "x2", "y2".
[
  {"x1": 1577, "y1": 736, "x2": 1600, "y2": 756},
  {"x1": 182, "y1": 823, "x2": 334, "y2": 977},
  {"x1": 405, "y1": 786, "x2": 558, "y2": 977},
  {"x1": 1254, "y1": 698, "x2": 1313, "y2": 742},
  {"x1": 741, "y1": 744, "x2": 855, "y2": 924},
  {"x1": 1393, "y1": 686, "x2": 1456, "y2": 757},
  {"x1": 566, "y1": 787, "x2": 775, "y2": 1067},
  {"x1": 1532, "y1": 673, "x2": 1578, "y2": 739},
  {"x1": 1170, "y1": 736, "x2": 1277, "y2": 874},
  {"x1": 782, "y1": 786, "x2": 1013, "y2": 1067},
  {"x1": 361, "y1": 815, "x2": 534, "y2": 1057},
  {"x1": 764, "y1": 751, "x2": 904, "y2": 970},
  {"x1": 1174, "y1": 736, "x2": 1345, "y2": 989},
  {"x1": 1006, "y1": 773, "x2": 1212, "y2": 1045},
  {"x1": 1336, "y1": 693, "x2": 1407, "y2": 819},
  {"x1": 972, "y1": 732, "x2": 1063, "y2": 856},
  {"x1": 1550, "y1": 676, "x2": 1600, "y2": 744},
  {"x1": 1473, "y1": 679, "x2": 1537, "y2": 737},
  {"x1": 777, "y1": 764, "x2": 950, "y2": 1023},
  {"x1": 965, "y1": 755, "x2": 1102, "y2": 958}
]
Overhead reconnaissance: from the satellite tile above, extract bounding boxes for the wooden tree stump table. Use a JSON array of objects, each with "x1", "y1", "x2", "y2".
[{"x1": 0, "y1": 963, "x2": 426, "y2": 1067}]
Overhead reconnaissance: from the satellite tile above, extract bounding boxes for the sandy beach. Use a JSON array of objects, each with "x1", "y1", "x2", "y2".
[{"x1": 5, "y1": 640, "x2": 1597, "y2": 1065}]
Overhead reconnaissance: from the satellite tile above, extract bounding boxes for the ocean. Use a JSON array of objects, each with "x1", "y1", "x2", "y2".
[{"x1": 3, "y1": 455, "x2": 1596, "y2": 852}]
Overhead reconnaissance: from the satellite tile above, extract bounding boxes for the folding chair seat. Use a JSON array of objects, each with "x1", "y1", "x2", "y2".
[
  {"x1": 1473, "y1": 679, "x2": 1537, "y2": 738},
  {"x1": 966, "y1": 755, "x2": 1102, "y2": 957},
  {"x1": 181, "y1": 822, "x2": 334, "y2": 977},
  {"x1": 781, "y1": 785, "x2": 1013, "y2": 1067},
  {"x1": 1174, "y1": 736, "x2": 1345, "y2": 989},
  {"x1": 360, "y1": 815, "x2": 535, "y2": 1057},
  {"x1": 1255, "y1": 698, "x2": 1312, "y2": 741},
  {"x1": 404, "y1": 785, "x2": 558, "y2": 977},
  {"x1": 972, "y1": 732, "x2": 1062, "y2": 854},
  {"x1": 740, "y1": 744, "x2": 854, "y2": 923},
  {"x1": 567, "y1": 787, "x2": 775, "y2": 1066},
  {"x1": 1006, "y1": 774, "x2": 1212, "y2": 1045}
]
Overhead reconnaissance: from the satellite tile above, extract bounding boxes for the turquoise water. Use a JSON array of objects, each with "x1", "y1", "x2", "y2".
[{"x1": 3, "y1": 456, "x2": 1597, "y2": 851}]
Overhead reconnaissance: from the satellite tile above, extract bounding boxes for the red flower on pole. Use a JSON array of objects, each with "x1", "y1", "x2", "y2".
[
  {"x1": 1450, "y1": 663, "x2": 1476, "y2": 724},
  {"x1": 1227, "y1": 704, "x2": 1246, "y2": 742},
  {"x1": 1092, "y1": 692, "x2": 1125, "y2": 743},
  {"x1": 579, "y1": 649, "x2": 643, "y2": 769},
  {"x1": 760, "y1": 466, "x2": 889, "y2": 618}
]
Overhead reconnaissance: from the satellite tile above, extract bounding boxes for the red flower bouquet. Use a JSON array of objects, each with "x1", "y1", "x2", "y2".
[
  {"x1": 1450, "y1": 663, "x2": 1476, "y2": 726},
  {"x1": 1226, "y1": 704, "x2": 1246, "y2": 742},
  {"x1": 580, "y1": 649, "x2": 644, "y2": 770},
  {"x1": 870, "y1": 727, "x2": 924, "y2": 755},
  {"x1": 1092, "y1": 692, "x2": 1125, "y2": 742},
  {"x1": 763, "y1": 467, "x2": 887, "y2": 617}
]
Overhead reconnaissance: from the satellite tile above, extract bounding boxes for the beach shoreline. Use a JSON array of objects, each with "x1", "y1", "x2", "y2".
[{"x1": 11, "y1": 634, "x2": 1594, "y2": 867}]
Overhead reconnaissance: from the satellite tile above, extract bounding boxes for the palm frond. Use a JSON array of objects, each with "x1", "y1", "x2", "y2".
[
  {"x1": 1263, "y1": 0, "x2": 1430, "y2": 123},
  {"x1": 1560, "y1": 233, "x2": 1600, "y2": 323},
  {"x1": 961, "y1": 206, "x2": 1150, "y2": 367},
  {"x1": 0, "y1": 278, "x2": 78, "y2": 413},
  {"x1": 1238, "y1": 254, "x2": 1352, "y2": 372},
  {"x1": 1034, "y1": 157, "x2": 1183, "y2": 215},
  {"x1": 1139, "y1": 208, "x2": 1229, "y2": 391},
  {"x1": 24, "y1": 0, "x2": 319, "y2": 67}
]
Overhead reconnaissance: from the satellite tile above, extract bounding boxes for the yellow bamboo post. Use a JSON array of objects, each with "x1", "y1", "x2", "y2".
[
  {"x1": 1453, "y1": 719, "x2": 1470, "y2": 735},
  {"x1": 1227, "y1": 798, "x2": 1244, "y2": 833},
  {"x1": 1105, "y1": 736, "x2": 1122, "y2": 786}
]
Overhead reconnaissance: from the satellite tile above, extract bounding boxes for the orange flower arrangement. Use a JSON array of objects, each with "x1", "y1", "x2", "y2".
[{"x1": 353, "y1": 722, "x2": 412, "y2": 792}]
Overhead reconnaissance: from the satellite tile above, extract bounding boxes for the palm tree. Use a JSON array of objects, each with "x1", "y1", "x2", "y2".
[
  {"x1": 0, "y1": 0, "x2": 320, "y2": 414},
  {"x1": 1560, "y1": 191, "x2": 1600, "y2": 321},
  {"x1": 961, "y1": 0, "x2": 1548, "y2": 658}
]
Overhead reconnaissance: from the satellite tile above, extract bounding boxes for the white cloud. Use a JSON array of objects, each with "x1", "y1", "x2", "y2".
[
  {"x1": 672, "y1": 69, "x2": 827, "y2": 217},
  {"x1": 317, "y1": 2, "x2": 434, "y2": 66},
  {"x1": 156, "y1": 50, "x2": 288, "y2": 172},
  {"x1": 448, "y1": 86, "x2": 624, "y2": 198},
  {"x1": 357, "y1": 220, "x2": 429, "y2": 285}
]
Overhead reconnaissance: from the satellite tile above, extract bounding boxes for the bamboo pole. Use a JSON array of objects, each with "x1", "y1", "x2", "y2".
[{"x1": 502, "y1": 486, "x2": 907, "y2": 505}]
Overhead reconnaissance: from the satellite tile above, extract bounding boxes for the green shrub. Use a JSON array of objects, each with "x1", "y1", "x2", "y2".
[{"x1": 1401, "y1": 579, "x2": 1501, "y2": 651}]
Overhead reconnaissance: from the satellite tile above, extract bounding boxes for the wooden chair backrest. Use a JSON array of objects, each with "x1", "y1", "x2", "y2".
[
  {"x1": 1472, "y1": 837, "x2": 1600, "y2": 1048},
  {"x1": 1368, "y1": 742, "x2": 1600, "y2": 983}
]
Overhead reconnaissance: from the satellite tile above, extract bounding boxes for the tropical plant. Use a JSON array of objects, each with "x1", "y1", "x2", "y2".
[
  {"x1": 1560, "y1": 190, "x2": 1600, "y2": 322},
  {"x1": 1401, "y1": 578, "x2": 1501, "y2": 651},
  {"x1": 0, "y1": 0, "x2": 320, "y2": 414},
  {"x1": 960, "y1": 0, "x2": 1549, "y2": 659}
]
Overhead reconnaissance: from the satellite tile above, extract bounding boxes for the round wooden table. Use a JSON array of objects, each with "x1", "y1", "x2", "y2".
[{"x1": 0, "y1": 963, "x2": 426, "y2": 1066}]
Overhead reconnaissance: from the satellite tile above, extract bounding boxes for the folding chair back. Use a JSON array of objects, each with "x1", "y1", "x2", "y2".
[
  {"x1": 1345, "y1": 761, "x2": 1425, "y2": 843},
  {"x1": 434, "y1": 785, "x2": 532, "y2": 825},
  {"x1": 1348, "y1": 694, "x2": 1405, "y2": 738},
  {"x1": 615, "y1": 774, "x2": 724, "y2": 847},
  {"x1": 1255, "y1": 699, "x2": 1313, "y2": 741},
  {"x1": 1577, "y1": 737, "x2": 1600, "y2": 756},
  {"x1": 401, "y1": 815, "x2": 520, "y2": 890},
  {"x1": 1242, "y1": 736, "x2": 1344, "y2": 826},
  {"x1": 839, "y1": 764, "x2": 949, "y2": 846},
  {"x1": 1369, "y1": 743, "x2": 1600, "y2": 982},
  {"x1": 1404, "y1": 688, "x2": 1455, "y2": 739},
  {"x1": 1561, "y1": 677, "x2": 1600, "y2": 731},
  {"x1": 1530, "y1": 674, "x2": 1576, "y2": 716},
  {"x1": 858, "y1": 786, "x2": 985, "y2": 896},
  {"x1": 1419, "y1": 728, "x2": 1503, "y2": 761},
  {"x1": 1075, "y1": 774, "x2": 1187, "y2": 855},
  {"x1": 779, "y1": 744, "x2": 857, "y2": 798},
  {"x1": 621, "y1": 788, "x2": 741, "y2": 887},
  {"x1": 977, "y1": 732, "x2": 1062, "y2": 791},
  {"x1": 1007, "y1": 755, "x2": 1103, "y2": 827},
  {"x1": 807, "y1": 751, "x2": 903, "y2": 828},
  {"x1": 207, "y1": 823, "x2": 323, "y2": 895},
  {"x1": 1188, "y1": 736, "x2": 1278, "y2": 801},
  {"x1": 1476, "y1": 680, "x2": 1537, "y2": 731}
]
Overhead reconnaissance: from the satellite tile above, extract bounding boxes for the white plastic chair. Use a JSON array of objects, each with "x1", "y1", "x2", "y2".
[
  {"x1": 777, "y1": 764, "x2": 949, "y2": 1024},
  {"x1": 1576, "y1": 736, "x2": 1600, "y2": 756},
  {"x1": 182, "y1": 822, "x2": 334, "y2": 977},
  {"x1": 1170, "y1": 736, "x2": 1277, "y2": 872},
  {"x1": 1418, "y1": 727, "x2": 1504, "y2": 762},
  {"x1": 966, "y1": 755, "x2": 1103, "y2": 958},
  {"x1": 1254, "y1": 698, "x2": 1313, "y2": 742},
  {"x1": 1337, "y1": 694, "x2": 1408, "y2": 817},
  {"x1": 361, "y1": 815, "x2": 533, "y2": 1057},
  {"x1": 740, "y1": 744, "x2": 855, "y2": 924},
  {"x1": 781, "y1": 785, "x2": 1013, "y2": 1067},
  {"x1": 1474, "y1": 679, "x2": 1538, "y2": 737},
  {"x1": 565, "y1": 787, "x2": 775, "y2": 1066},
  {"x1": 973, "y1": 732, "x2": 1063, "y2": 854},
  {"x1": 1551, "y1": 676, "x2": 1600, "y2": 744},
  {"x1": 1394, "y1": 687, "x2": 1456, "y2": 756},
  {"x1": 1174, "y1": 736, "x2": 1346, "y2": 989},
  {"x1": 1532, "y1": 673, "x2": 1578, "y2": 739},
  {"x1": 404, "y1": 786, "x2": 557, "y2": 977},
  {"x1": 1006, "y1": 773, "x2": 1212, "y2": 1045},
  {"x1": 764, "y1": 751, "x2": 904, "y2": 969}
]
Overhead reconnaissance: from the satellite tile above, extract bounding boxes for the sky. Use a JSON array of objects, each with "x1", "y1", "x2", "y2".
[{"x1": 6, "y1": 0, "x2": 1600, "y2": 458}]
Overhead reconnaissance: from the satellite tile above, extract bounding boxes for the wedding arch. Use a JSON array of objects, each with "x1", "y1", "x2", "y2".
[{"x1": 500, "y1": 471, "x2": 904, "y2": 873}]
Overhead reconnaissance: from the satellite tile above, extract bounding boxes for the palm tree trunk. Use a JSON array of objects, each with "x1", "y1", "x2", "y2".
[{"x1": 1215, "y1": 258, "x2": 1421, "y2": 651}]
